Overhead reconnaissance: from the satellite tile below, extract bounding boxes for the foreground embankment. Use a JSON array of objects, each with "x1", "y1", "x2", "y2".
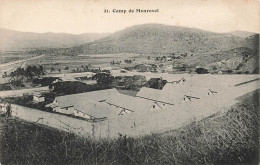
[{"x1": 0, "y1": 89, "x2": 259, "y2": 164}]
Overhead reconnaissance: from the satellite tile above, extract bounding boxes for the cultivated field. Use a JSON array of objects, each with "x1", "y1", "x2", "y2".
[{"x1": 25, "y1": 53, "x2": 149, "y2": 71}]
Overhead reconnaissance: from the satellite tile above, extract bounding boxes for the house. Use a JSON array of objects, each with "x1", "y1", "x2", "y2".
[
  {"x1": 105, "y1": 93, "x2": 155, "y2": 115},
  {"x1": 73, "y1": 100, "x2": 117, "y2": 121},
  {"x1": 46, "y1": 89, "x2": 119, "y2": 115},
  {"x1": 33, "y1": 92, "x2": 45, "y2": 102}
]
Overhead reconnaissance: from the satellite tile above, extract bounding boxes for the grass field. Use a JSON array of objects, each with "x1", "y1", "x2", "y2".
[
  {"x1": 0, "y1": 89, "x2": 258, "y2": 165},
  {"x1": 0, "y1": 51, "x2": 39, "y2": 64},
  {"x1": 25, "y1": 53, "x2": 149, "y2": 71}
]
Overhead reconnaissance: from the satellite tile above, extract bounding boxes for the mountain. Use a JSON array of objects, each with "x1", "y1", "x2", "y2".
[
  {"x1": 0, "y1": 28, "x2": 110, "y2": 50},
  {"x1": 63, "y1": 23, "x2": 258, "y2": 73},
  {"x1": 66, "y1": 24, "x2": 248, "y2": 55},
  {"x1": 228, "y1": 30, "x2": 257, "y2": 38}
]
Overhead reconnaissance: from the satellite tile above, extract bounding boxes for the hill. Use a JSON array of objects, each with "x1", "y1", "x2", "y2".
[
  {"x1": 0, "y1": 28, "x2": 110, "y2": 50},
  {"x1": 62, "y1": 24, "x2": 258, "y2": 73},
  {"x1": 66, "y1": 24, "x2": 247, "y2": 55},
  {"x1": 228, "y1": 30, "x2": 257, "y2": 38}
]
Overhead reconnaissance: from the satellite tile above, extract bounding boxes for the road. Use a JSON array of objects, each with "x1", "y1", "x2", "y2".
[
  {"x1": 0, "y1": 86, "x2": 49, "y2": 98},
  {"x1": 0, "y1": 54, "x2": 46, "y2": 83},
  {"x1": 0, "y1": 54, "x2": 45, "y2": 68},
  {"x1": 45, "y1": 72, "x2": 96, "y2": 78}
]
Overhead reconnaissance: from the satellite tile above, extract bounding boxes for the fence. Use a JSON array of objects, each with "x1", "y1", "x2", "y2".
[{"x1": 8, "y1": 104, "x2": 109, "y2": 139}]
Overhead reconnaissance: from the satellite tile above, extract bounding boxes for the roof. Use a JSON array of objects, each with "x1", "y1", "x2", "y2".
[
  {"x1": 162, "y1": 84, "x2": 219, "y2": 98},
  {"x1": 56, "y1": 88, "x2": 119, "y2": 109},
  {"x1": 136, "y1": 87, "x2": 184, "y2": 105},
  {"x1": 74, "y1": 100, "x2": 117, "y2": 119},
  {"x1": 105, "y1": 93, "x2": 154, "y2": 113},
  {"x1": 137, "y1": 85, "x2": 216, "y2": 105}
]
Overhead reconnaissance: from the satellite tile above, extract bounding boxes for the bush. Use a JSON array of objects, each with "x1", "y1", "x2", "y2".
[
  {"x1": 32, "y1": 77, "x2": 59, "y2": 86},
  {"x1": 145, "y1": 78, "x2": 167, "y2": 89},
  {"x1": 0, "y1": 84, "x2": 11, "y2": 91},
  {"x1": 195, "y1": 68, "x2": 209, "y2": 74},
  {"x1": 53, "y1": 81, "x2": 110, "y2": 95}
]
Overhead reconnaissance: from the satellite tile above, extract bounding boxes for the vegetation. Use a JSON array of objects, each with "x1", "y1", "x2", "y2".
[
  {"x1": 52, "y1": 81, "x2": 111, "y2": 95},
  {"x1": 0, "y1": 84, "x2": 12, "y2": 91},
  {"x1": 3, "y1": 93, "x2": 56, "y2": 112},
  {"x1": 9, "y1": 65, "x2": 45, "y2": 87},
  {"x1": 92, "y1": 73, "x2": 114, "y2": 86},
  {"x1": 145, "y1": 78, "x2": 167, "y2": 90},
  {"x1": 32, "y1": 77, "x2": 60, "y2": 87},
  {"x1": 113, "y1": 75, "x2": 146, "y2": 90},
  {"x1": 195, "y1": 67, "x2": 209, "y2": 74},
  {"x1": 1, "y1": 89, "x2": 258, "y2": 165}
]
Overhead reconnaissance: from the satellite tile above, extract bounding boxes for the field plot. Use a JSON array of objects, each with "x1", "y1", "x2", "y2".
[
  {"x1": 0, "y1": 51, "x2": 39, "y2": 64},
  {"x1": 25, "y1": 53, "x2": 149, "y2": 71}
]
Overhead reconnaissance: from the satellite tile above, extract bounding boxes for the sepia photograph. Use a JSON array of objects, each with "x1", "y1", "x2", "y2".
[{"x1": 0, "y1": 0, "x2": 259, "y2": 164}]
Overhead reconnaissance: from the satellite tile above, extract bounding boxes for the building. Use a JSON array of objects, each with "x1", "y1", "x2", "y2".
[
  {"x1": 45, "y1": 89, "x2": 119, "y2": 115},
  {"x1": 33, "y1": 92, "x2": 45, "y2": 102}
]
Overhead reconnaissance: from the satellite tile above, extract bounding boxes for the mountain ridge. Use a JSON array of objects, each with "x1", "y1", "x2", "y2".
[
  {"x1": 0, "y1": 28, "x2": 110, "y2": 50},
  {"x1": 66, "y1": 23, "x2": 253, "y2": 55}
]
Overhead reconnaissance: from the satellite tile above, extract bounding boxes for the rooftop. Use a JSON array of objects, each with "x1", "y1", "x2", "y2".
[
  {"x1": 55, "y1": 88, "x2": 119, "y2": 109},
  {"x1": 136, "y1": 87, "x2": 184, "y2": 105},
  {"x1": 105, "y1": 93, "x2": 155, "y2": 113},
  {"x1": 74, "y1": 100, "x2": 117, "y2": 119}
]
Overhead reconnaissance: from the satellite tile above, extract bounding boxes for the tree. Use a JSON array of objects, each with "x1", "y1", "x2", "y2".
[
  {"x1": 145, "y1": 78, "x2": 167, "y2": 90},
  {"x1": 195, "y1": 68, "x2": 209, "y2": 74},
  {"x1": 92, "y1": 73, "x2": 114, "y2": 87},
  {"x1": 50, "y1": 67, "x2": 55, "y2": 72},
  {"x1": 9, "y1": 65, "x2": 45, "y2": 87}
]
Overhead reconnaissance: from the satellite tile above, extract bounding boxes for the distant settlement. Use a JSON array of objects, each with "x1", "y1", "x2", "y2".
[{"x1": 136, "y1": 9, "x2": 159, "y2": 13}]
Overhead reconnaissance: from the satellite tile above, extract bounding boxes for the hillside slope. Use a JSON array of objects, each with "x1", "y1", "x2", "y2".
[
  {"x1": 228, "y1": 30, "x2": 257, "y2": 38},
  {"x1": 67, "y1": 24, "x2": 247, "y2": 55},
  {"x1": 0, "y1": 28, "x2": 110, "y2": 50}
]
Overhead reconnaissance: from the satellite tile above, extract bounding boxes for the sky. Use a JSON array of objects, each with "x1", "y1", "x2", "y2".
[{"x1": 0, "y1": 0, "x2": 259, "y2": 34}]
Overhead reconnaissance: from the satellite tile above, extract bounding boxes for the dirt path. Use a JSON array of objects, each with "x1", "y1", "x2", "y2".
[
  {"x1": 0, "y1": 54, "x2": 45, "y2": 68},
  {"x1": 0, "y1": 86, "x2": 49, "y2": 98}
]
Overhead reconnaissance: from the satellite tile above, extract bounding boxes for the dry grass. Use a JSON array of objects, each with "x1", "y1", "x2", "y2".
[{"x1": 0, "y1": 90, "x2": 259, "y2": 165}]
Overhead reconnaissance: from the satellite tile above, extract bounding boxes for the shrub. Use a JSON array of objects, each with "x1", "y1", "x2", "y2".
[
  {"x1": 195, "y1": 68, "x2": 209, "y2": 74},
  {"x1": 145, "y1": 78, "x2": 167, "y2": 89}
]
